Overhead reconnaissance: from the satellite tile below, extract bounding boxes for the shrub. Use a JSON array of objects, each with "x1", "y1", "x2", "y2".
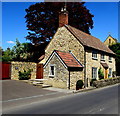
[
  {"x1": 76, "y1": 80, "x2": 84, "y2": 90},
  {"x1": 18, "y1": 69, "x2": 32, "y2": 80},
  {"x1": 98, "y1": 68, "x2": 104, "y2": 80}
]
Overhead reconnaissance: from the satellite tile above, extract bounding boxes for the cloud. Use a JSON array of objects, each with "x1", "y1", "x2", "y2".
[{"x1": 7, "y1": 41, "x2": 15, "y2": 44}]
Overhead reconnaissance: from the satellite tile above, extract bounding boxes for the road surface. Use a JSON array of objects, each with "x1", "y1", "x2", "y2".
[{"x1": 2, "y1": 84, "x2": 119, "y2": 114}]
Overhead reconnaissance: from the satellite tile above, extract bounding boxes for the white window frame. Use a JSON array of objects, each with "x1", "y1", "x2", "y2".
[
  {"x1": 49, "y1": 64, "x2": 55, "y2": 77},
  {"x1": 101, "y1": 54, "x2": 105, "y2": 61},
  {"x1": 92, "y1": 67, "x2": 97, "y2": 79},
  {"x1": 92, "y1": 50, "x2": 98, "y2": 60},
  {"x1": 109, "y1": 56, "x2": 112, "y2": 62},
  {"x1": 109, "y1": 68, "x2": 112, "y2": 78}
]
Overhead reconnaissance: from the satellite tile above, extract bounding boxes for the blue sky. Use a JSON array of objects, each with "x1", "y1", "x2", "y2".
[{"x1": 2, "y1": 2, "x2": 119, "y2": 50}]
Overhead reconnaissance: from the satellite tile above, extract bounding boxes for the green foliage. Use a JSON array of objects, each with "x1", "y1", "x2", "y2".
[
  {"x1": 76, "y1": 80, "x2": 84, "y2": 90},
  {"x1": 109, "y1": 43, "x2": 120, "y2": 76},
  {"x1": 2, "y1": 48, "x2": 13, "y2": 62},
  {"x1": 98, "y1": 68, "x2": 104, "y2": 80},
  {"x1": 0, "y1": 47, "x2": 3, "y2": 61},
  {"x1": 25, "y1": 2, "x2": 94, "y2": 45},
  {"x1": 18, "y1": 69, "x2": 32, "y2": 80},
  {"x1": 2, "y1": 38, "x2": 45, "y2": 62}
]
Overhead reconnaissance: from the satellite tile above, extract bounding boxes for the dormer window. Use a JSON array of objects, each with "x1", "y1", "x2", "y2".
[
  {"x1": 101, "y1": 54, "x2": 105, "y2": 61},
  {"x1": 92, "y1": 50, "x2": 98, "y2": 60}
]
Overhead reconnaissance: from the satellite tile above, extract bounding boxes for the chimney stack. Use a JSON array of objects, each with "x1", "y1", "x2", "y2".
[{"x1": 59, "y1": 5, "x2": 68, "y2": 27}]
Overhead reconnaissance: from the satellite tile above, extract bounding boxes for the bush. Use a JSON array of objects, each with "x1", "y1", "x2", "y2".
[
  {"x1": 98, "y1": 68, "x2": 104, "y2": 80},
  {"x1": 18, "y1": 69, "x2": 32, "y2": 80},
  {"x1": 76, "y1": 80, "x2": 84, "y2": 90}
]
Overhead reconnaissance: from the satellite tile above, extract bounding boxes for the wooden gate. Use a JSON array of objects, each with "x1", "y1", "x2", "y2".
[
  {"x1": 1, "y1": 62, "x2": 11, "y2": 80},
  {"x1": 36, "y1": 64, "x2": 43, "y2": 79}
]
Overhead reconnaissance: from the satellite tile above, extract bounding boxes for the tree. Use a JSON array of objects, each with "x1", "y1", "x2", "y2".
[
  {"x1": 11, "y1": 38, "x2": 34, "y2": 61},
  {"x1": 2, "y1": 48, "x2": 13, "y2": 62},
  {"x1": 109, "y1": 43, "x2": 120, "y2": 76},
  {"x1": 25, "y1": 2, "x2": 94, "y2": 45}
]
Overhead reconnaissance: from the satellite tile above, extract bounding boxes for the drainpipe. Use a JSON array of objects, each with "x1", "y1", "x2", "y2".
[
  {"x1": 68, "y1": 70, "x2": 70, "y2": 89},
  {"x1": 84, "y1": 48, "x2": 87, "y2": 88}
]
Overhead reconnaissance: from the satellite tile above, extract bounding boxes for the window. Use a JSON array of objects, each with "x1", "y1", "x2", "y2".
[
  {"x1": 92, "y1": 50, "x2": 98, "y2": 59},
  {"x1": 109, "y1": 68, "x2": 112, "y2": 78},
  {"x1": 92, "y1": 67, "x2": 97, "y2": 79},
  {"x1": 49, "y1": 65, "x2": 55, "y2": 76},
  {"x1": 109, "y1": 39, "x2": 111, "y2": 45},
  {"x1": 101, "y1": 54, "x2": 105, "y2": 61},
  {"x1": 109, "y1": 56, "x2": 112, "y2": 62}
]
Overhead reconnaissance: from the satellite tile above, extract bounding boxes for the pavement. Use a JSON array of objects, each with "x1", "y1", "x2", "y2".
[{"x1": 2, "y1": 80, "x2": 73, "y2": 113}]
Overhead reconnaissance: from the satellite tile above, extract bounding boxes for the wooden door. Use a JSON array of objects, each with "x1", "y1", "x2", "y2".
[
  {"x1": 2, "y1": 62, "x2": 11, "y2": 80},
  {"x1": 105, "y1": 68, "x2": 108, "y2": 79},
  {"x1": 36, "y1": 64, "x2": 43, "y2": 79}
]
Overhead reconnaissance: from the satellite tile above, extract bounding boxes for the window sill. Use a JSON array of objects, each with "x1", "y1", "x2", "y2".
[
  {"x1": 92, "y1": 57, "x2": 98, "y2": 60},
  {"x1": 109, "y1": 60, "x2": 112, "y2": 63},
  {"x1": 101, "y1": 59, "x2": 105, "y2": 62},
  {"x1": 49, "y1": 75, "x2": 55, "y2": 78}
]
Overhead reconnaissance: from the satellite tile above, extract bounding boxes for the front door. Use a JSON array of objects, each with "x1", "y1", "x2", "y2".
[
  {"x1": 36, "y1": 64, "x2": 43, "y2": 79},
  {"x1": 105, "y1": 68, "x2": 108, "y2": 79}
]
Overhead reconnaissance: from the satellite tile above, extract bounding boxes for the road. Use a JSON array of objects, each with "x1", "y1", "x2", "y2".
[{"x1": 3, "y1": 84, "x2": 119, "y2": 114}]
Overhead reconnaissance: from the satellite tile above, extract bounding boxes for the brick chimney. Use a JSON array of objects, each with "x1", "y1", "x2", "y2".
[{"x1": 59, "y1": 6, "x2": 68, "y2": 27}]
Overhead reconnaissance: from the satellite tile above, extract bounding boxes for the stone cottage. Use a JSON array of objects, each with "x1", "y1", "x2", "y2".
[{"x1": 40, "y1": 7, "x2": 116, "y2": 90}]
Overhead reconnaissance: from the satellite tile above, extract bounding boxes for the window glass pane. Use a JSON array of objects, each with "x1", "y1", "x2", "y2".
[
  {"x1": 50, "y1": 65, "x2": 55, "y2": 76},
  {"x1": 92, "y1": 51, "x2": 97, "y2": 59},
  {"x1": 92, "y1": 67, "x2": 97, "y2": 79}
]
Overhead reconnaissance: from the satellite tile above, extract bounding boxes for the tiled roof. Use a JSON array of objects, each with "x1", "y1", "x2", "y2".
[
  {"x1": 55, "y1": 50, "x2": 83, "y2": 68},
  {"x1": 65, "y1": 25, "x2": 115, "y2": 55}
]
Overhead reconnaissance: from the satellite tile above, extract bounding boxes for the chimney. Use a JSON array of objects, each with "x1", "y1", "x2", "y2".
[{"x1": 59, "y1": 5, "x2": 68, "y2": 27}]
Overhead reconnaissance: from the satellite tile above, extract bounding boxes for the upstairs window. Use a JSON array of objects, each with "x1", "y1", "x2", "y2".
[
  {"x1": 109, "y1": 56, "x2": 112, "y2": 62},
  {"x1": 92, "y1": 50, "x2": 98, "y2": 59},
  {"x1": 49, "y1": 65, "x2": 55, "y2": 77},
  {"x1": 101, "y1": 54, "x2": 105, "y2": 61}
]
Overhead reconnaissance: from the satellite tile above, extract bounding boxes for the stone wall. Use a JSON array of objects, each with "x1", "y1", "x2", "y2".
[
  {"x1": 44, "y1": 54, "x2": 83, "y2": 90},
  {"x1": 11, "y1": 61, "x2": 37, "y2": 80},
  {"x1": 42, "y1": 26, "x2": 85, "y2": 89},
  {"x1": 92, "y1": 76, "x2": 120, "y2": 88},
  {"x1": 85, "y1": 49, "x2": 116, "y2": 87},
  {"x1": 41, "y1": 26, "x2": 85, "y2": 66}
]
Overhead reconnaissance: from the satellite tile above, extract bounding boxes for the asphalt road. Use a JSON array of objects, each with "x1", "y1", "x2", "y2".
[{"x1": 2, "y1": 83, "x2": 119, "y2": 114}]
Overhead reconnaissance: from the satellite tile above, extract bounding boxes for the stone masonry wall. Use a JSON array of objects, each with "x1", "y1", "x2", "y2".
[
  {"x1": 11, "y1": 61, "x2": 37, "y2": 80},
  {"x1": 86, "y1": 49, "x2": 116, "y2": 87},
  {"x1": 41, "y1": 26, "x2": 85, "y2": 66},
  {"x1": 44, "y1": 54, "x2": 69, "y2": 89},
  {"x1": 42, "y1": 26, "x2": 85, "y2": 89}
]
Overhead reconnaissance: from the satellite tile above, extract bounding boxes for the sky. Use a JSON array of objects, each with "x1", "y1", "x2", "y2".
[{"x1": 1, "y1": 2, "x2": 119, "y2": 50}]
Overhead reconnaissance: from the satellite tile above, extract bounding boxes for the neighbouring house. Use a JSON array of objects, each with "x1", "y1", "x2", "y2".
[
  {"x1": 104, "y1": 35, "x2": 117, "y2": 47},
  {"x1": 40, "y1": 7, "x2": 116, "y2": 90}
]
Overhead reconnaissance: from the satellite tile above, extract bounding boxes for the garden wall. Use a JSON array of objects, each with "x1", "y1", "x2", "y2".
[
  {"x1": 11, "y1": 61, "x2": 37, "y2": 80},
  {"x1": 93, "y1": 76, "x2": 120, "y2": 88}
]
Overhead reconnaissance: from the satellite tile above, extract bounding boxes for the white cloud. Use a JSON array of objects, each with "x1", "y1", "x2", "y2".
[{"x1": 7, "y1": 41, "x2": 15, "y2": 44}]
